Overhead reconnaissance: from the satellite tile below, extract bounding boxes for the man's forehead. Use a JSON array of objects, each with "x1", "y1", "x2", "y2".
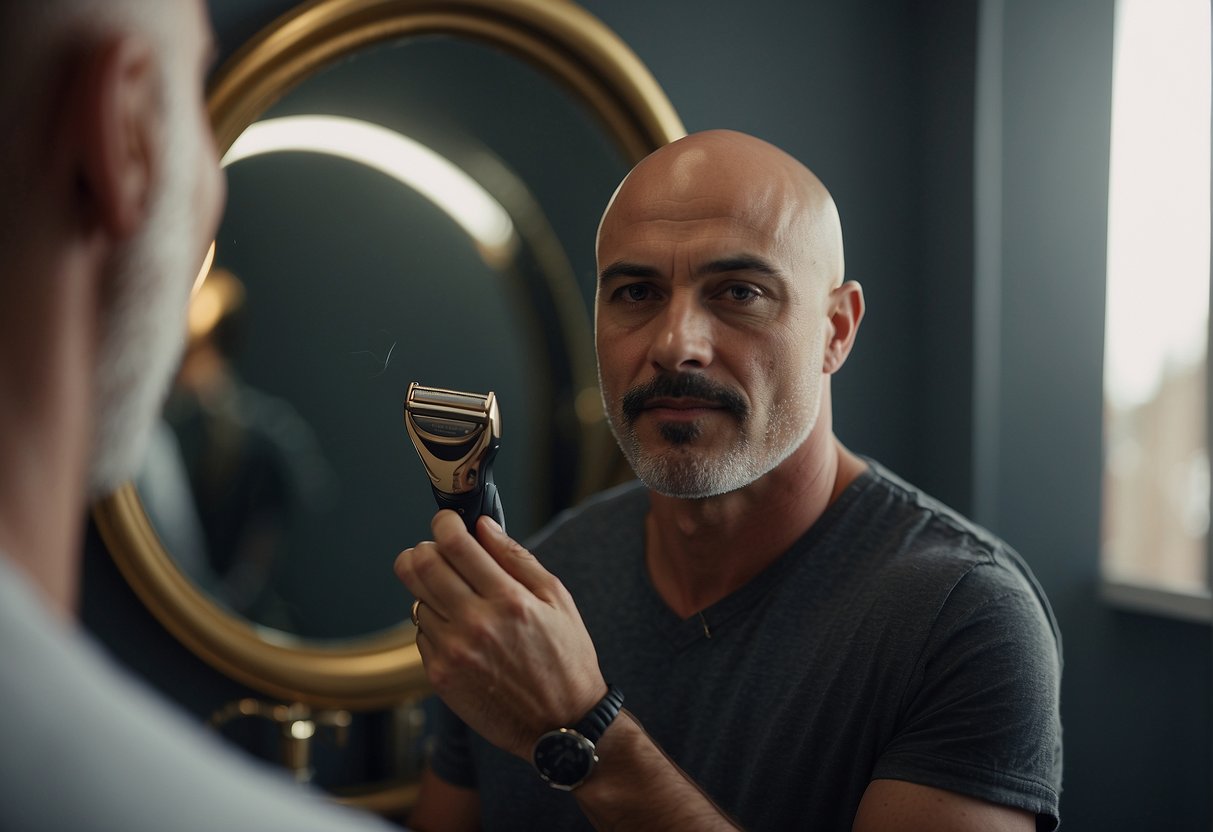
[
  {"x1": 599, "y1": 214, "x2": 781, "y2": 256},
  {"x1": 597, "y1": 131, "x2": 844, "y2": 283},
  {"x1": 598, "y1": 251, "x2": 785, "y2": 287},
  {"x1": 600, "y1": 177, "x2": 804, "y2": 258},
  {"x1": 627, "y1": 146, "x2": 791, "y2": 202},
  {"x1": 607, "y1": 142, "x2": 806, "y2": 231},
  {"x1": 657, "y1": 145, "x2": 715, "y2": 196}
]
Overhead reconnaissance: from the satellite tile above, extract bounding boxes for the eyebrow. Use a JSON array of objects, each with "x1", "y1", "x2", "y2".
[{"x1": 598, "y1": 261, "x2": 661, "y2": 283}]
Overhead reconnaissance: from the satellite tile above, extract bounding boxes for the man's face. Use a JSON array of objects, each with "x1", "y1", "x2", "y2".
[
  {"x1": 88, "y1": 0, "x2": 225, "y2": 496},
  {"x1": 594, "y1": 141, "x2": 835, "y2": 499}
]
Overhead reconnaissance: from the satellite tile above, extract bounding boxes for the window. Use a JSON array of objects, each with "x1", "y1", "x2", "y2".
[{"x1": 1102, "y1": 0, "x2": 1212, "y2": 619}]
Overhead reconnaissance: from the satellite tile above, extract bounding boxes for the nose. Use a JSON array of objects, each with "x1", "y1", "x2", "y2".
[{"x1": 647, "y1": 289, "x2": 713, "y2": 372}]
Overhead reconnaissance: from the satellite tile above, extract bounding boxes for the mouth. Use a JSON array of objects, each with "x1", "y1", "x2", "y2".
[{"x1": 641, "y1": 397, "x2": 728, "y2": 419}]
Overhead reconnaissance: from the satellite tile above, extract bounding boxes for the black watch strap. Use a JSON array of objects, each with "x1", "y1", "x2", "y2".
[{"x1": 574, "y1": 684, "x2": 625, "y2": 744}]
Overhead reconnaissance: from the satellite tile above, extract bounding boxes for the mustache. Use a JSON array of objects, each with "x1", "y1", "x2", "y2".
[{"x1": 620, "y1": 373, "x2": 748, "y2": 423}]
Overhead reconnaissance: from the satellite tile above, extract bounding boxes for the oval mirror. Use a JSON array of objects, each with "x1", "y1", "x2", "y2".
[{"x1": 92, "y1": 0, "x2": 683, "y2": 723}]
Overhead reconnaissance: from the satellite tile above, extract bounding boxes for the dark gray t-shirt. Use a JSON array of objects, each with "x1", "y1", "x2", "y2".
[{"x1": 429, "y1": 461, "x2": 1062, "y2": 830}]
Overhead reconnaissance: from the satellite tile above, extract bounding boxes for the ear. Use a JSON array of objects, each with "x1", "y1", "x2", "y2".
[
  {"x1": 822, "y1": 280, "x2": 865, "y2": 375},
  {"x1": 76, "y1": 35, "x2": 158, "y2": 239}
]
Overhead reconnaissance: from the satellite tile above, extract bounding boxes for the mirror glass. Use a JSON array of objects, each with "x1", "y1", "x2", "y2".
[{"x1": 136, "y1": 34, "x2": 630, "y2": 642}]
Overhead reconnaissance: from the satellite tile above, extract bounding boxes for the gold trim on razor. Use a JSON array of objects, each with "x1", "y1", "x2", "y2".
[{"x1": 404, "y1": 383, "x2": 501, "y2": 496}]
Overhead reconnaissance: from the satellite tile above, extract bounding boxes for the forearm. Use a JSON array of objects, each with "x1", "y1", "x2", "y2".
[{"x1": 573, "y1": 710, "x2": 742, "y2": 832}]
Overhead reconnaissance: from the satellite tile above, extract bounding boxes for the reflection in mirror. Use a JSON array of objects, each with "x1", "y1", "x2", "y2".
[
  {"x1": 225, "y1": 115, "x2": 520, "y2": 268},
  {"x1": 134, "y1": 34, "x2": 631, "y2": 644}
]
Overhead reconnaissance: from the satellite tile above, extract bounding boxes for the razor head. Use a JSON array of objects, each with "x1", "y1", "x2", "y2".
[{"x1": 405, "y1": 382, "x2": 501, "y2": 498}]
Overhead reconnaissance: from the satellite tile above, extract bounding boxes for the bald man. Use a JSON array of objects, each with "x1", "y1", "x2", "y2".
[
  {"x1": 0, "y1": 1, "x2": 395, "y2": 829},
  {"x1": 397, "y1": 131, "x2": 1061, "y2": 831}
]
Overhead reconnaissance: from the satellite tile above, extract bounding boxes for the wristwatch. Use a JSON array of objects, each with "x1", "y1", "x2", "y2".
[{"x1": 531, "y1": 684, "x2": 625, "y2": 791}]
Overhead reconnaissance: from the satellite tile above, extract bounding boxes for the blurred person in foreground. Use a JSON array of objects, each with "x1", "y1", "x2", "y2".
[{"x1": 0, "y1": 2, "x2": 398, "y2": 829}]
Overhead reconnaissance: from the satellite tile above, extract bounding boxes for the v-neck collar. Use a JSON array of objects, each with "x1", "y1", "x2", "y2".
[{"x1": 633, "y1": 464, "x2": 880, "y2": 650}]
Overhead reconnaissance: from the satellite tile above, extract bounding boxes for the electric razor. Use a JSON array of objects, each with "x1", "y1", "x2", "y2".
[{"x1": 404, "y1": 382, "x2": 505, "y2": 535}]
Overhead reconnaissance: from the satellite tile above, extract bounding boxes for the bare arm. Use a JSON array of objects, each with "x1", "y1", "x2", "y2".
[
  {"x1": 573, "y1": 711, "x2": 741, "y2": 831},
  {"x1": 852, "y1": 780, "x2": 1035, "y2": 832}
]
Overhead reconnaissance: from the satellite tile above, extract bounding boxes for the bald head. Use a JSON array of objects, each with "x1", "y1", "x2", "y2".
[{"x1": 597, "y1": 130, "x2": 845, "y2": 292}]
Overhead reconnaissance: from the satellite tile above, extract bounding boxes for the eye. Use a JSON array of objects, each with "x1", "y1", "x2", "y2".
[
  {"x1": 614, "y1": 283, "x2": 654, "y2": 303},
  {"x1": 721, "y1": 284, "x2": 761, "y2": 303}
]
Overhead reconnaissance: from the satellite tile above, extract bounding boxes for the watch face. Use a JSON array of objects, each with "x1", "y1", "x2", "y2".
[{"x1": 533, "y1": 729, "x2": 596, "y2": 790}]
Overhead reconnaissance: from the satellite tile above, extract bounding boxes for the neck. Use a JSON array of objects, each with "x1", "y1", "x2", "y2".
[
  {"x1": 0, "y1": 242, "x2": 101, "y2": 622},
  {"x1": 643, "y1": 394, "x2": 866, "y2": 618}
]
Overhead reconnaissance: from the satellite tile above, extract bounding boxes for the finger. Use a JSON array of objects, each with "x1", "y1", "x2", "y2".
[
  {"x1": 413, "y1": 619, "x2": 455, "y2": 692},
  {"x1": 430, "y1": 510, "x2": 523, "y2": 597},
  {"x1": 395, "y1": 540, "x2": 476, "y2": 620},
  {"x1": 474, "y1": 515, "x2": 562, "y2": 599},
  {"x1": 411, "y1": 597, "x2": 454, "y2": 645},
  {"x1": 394, "y1": 548, "x2": 422, "y2": 596},
  {"x1": 414, "y1": 613, "x2": 433, "y2": 662}
]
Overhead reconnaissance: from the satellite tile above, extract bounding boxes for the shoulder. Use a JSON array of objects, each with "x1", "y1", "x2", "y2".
[
  {"x1": 847, "y1": 468, "x2": 1062, "y2": 821},
  {"x1": 855, "y1": 463, "x2": 1062, "y2": 710},
  {"x1": 854, "y1": 460, "x2": 1008, "y2": 561},
  {"x1": 844, "y1": 460, "x2": 1060, "y2": 651}
]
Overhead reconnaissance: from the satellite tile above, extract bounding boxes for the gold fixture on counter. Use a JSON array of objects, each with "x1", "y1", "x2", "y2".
[{"x1": 211, "y1": 698, "x2": 353, "y2": 784}]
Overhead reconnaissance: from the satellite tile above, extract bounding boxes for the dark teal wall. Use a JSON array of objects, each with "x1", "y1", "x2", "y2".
[
  {"x1": 81, "y1": 0, "x2": 1211, "y2": 827},
  {"x1": 984, "y1": 1, "x2": 1212, "y2": 828}
]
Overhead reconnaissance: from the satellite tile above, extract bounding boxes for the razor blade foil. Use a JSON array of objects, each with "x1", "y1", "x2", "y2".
[{"x1": 404, "y1": 382, "x2": 505, "y2": 534}]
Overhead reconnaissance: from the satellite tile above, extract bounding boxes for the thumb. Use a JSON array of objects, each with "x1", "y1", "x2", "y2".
[{"x1": 475, "y1": 515, "x2": 555, "y2": 596}]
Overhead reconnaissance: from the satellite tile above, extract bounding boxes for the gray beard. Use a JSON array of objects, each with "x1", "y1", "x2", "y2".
[
  {"x1": 603, "y1": 387, "x2": 818, "y2": 500},
  {"x1": 87, "y1": 87, "x2": 198, "y2": 498},
  {"x1": 613, "y1": 417, "x2": 768, "y2": 499}
]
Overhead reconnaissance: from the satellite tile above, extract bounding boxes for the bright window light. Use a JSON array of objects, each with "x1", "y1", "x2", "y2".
[
  {"x1": 1102, "y1": 0, "x2": 1211, "y2": 594},
  {"x1": 222, "y1": 115, "x2": 518, "y2": 268}
]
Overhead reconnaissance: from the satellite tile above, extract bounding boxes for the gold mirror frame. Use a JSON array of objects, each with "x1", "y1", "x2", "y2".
[{"x1": 92, "y1": 0, "x2": 685, "y2": 712}]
